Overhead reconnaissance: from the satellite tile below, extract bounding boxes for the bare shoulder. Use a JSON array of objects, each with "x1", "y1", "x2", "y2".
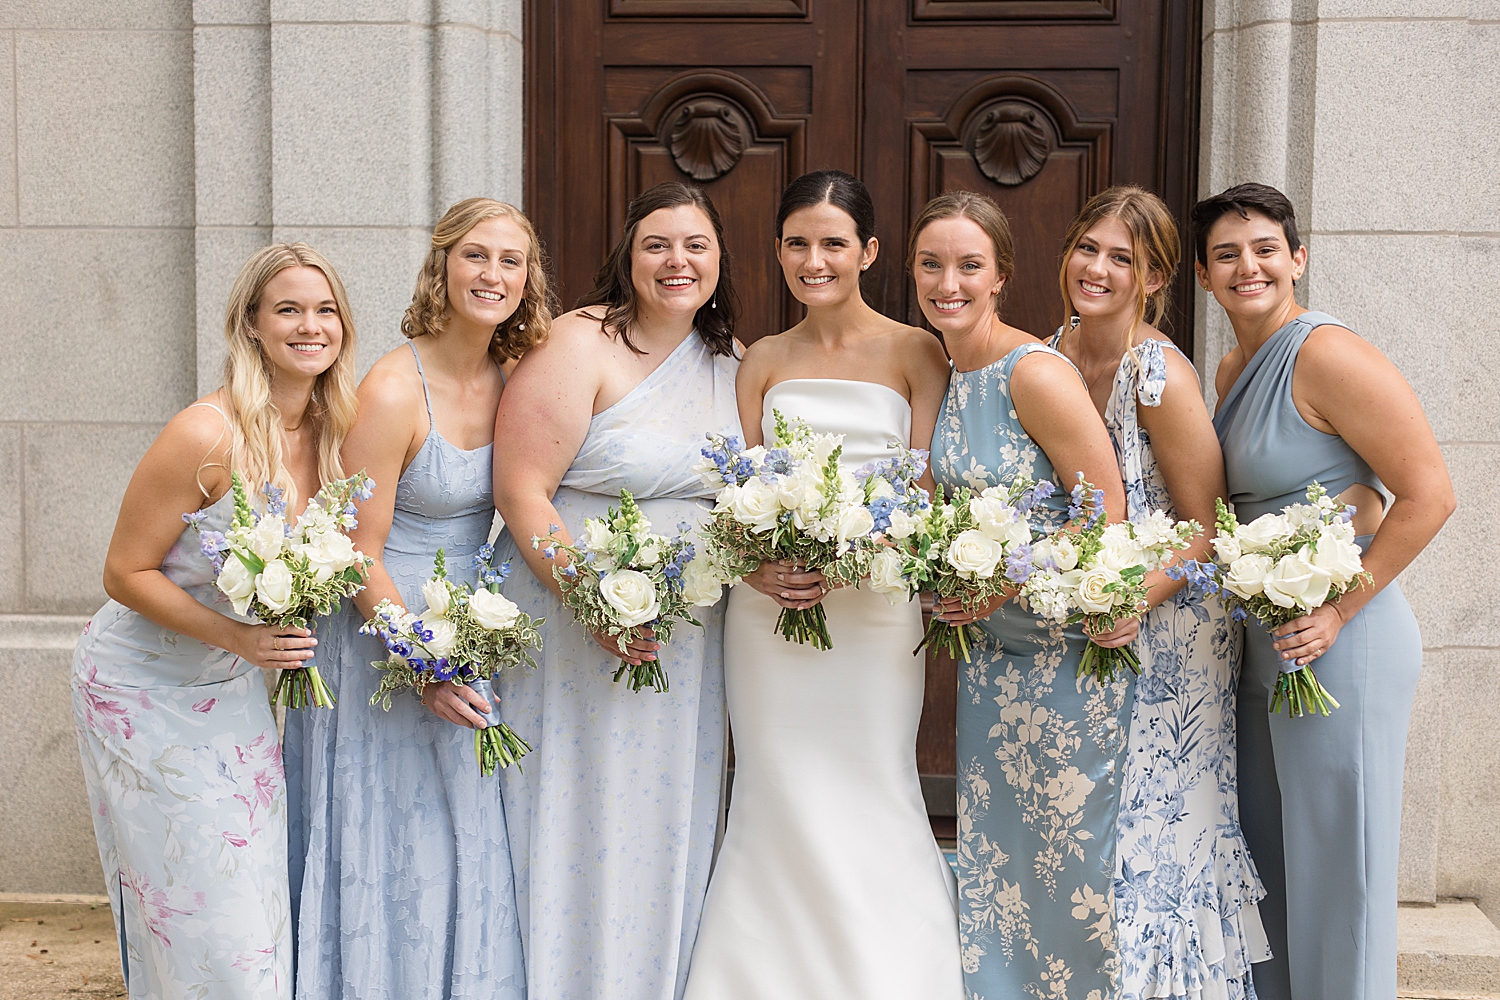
[
  {"x1": 520, "y1": 308, "x2": 612, "y2": 365},
  {"x1": 1214, "y1": 344, "x2": 1246, "y2": 401},
  {"x1": 1298, "y1": 322, "x2": 1386, "y2": 371},
  {"x1": 359, "y1": 343, "x2": 425, "y2": 408},
  {"x1": 160, "y1": 394, "x2": 233, "y2": 462},
  {"x1": 1012, "y1": 344, "x2": 1086, "y2": 389},
  {"x1": 886, "y1": 322, "x2": 948, "y2": 363}
]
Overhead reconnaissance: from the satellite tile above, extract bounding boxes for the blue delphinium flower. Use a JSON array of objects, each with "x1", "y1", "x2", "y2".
[
  {"x1": 868, "y1": 495, "x2": 897, "y2": 533},
  {"x1": 262, "y1": 483, "x2": 287, "y2": 518},
  {"x1": 1003, "y1": 542, "x2": 1033, "y2": 583}
]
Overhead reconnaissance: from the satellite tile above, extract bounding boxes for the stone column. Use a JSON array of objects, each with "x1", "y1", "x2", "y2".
[{"x1": 1197, "y1": 0, "x2": 1500, "y2": 922}]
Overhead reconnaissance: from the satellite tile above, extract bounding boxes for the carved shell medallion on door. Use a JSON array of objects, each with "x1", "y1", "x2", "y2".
[
  {"x1": 668, "y1": 98, "x2": 748, "y2": 182},
  {"x1": 970, "y1": 101, "x2": 1052, "y2": 186}
]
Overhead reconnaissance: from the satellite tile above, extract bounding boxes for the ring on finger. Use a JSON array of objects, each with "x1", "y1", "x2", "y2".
[{"x1": 273, "y1": 638, "x2": 281, "y2": 651}]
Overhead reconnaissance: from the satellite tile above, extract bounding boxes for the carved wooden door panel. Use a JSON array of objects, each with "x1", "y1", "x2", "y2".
[{"x1": 526, "y1": 0, "x2": 860, "y2": 343}]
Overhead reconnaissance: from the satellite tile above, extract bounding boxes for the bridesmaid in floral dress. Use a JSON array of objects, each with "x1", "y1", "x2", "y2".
[
  {"x1": 72, "y1": 243, "x2": 359, "y2": 999},
  {"x1": 1049, "y1": 186, "x2": 1270, "y2": 1000},
  {"x1": 914, "y1": 191, "x2": 1135, "y2": 998},
  {"x1": 283, "y1": 199, "x2": 551, "y2": 999},
  {"x1": 493, "y1": 182, "x2": 740, "y2": 1000}
]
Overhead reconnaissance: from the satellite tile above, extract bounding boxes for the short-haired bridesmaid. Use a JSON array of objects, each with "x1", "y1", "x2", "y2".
[
  {"x1": 1049, "y1": 186, "x2": 1271, "y2": 997},
  {"x1": 74, "y1": 243, "x2": 359, "y2": 998},
  {"x1": 1194, "y1": 182, "x2": 1454, "y2": 1000}
]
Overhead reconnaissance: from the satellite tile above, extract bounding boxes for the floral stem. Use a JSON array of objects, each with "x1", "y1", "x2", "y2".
[
  {"x1": 1270, "y1": 666, "x2": 1340, "y2": 718},
  {"x1": 775, "y1": 605, "x2": 833, "y2": 650},
  {"x1": 475, "y1": 723, "x2": 533, "y2": 775}
]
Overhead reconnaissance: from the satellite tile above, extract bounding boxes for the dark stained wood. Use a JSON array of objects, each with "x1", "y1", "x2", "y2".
[{"x1": 525, "y1": 0, "x2": 1201, "y2": 818}]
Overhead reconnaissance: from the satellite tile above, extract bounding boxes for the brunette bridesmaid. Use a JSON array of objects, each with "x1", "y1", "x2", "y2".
[
  {"x1": 1050, "y1": 186, "x2": 1271, "y2": 999},
  {"x1": 284, "y1": 199, "x2": 552, "y2": 998},
  {"x1": 74, "y1": 243, "x2": 358, "y2": 999},
  {"x1": 1196, "y1": 182, "x2": 1454, "y2": 1000}
]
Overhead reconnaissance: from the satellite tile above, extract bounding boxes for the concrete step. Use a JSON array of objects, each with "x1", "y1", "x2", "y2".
[{"x1": 1399, "y1": 900, "x2": 1500, "y2": 997}]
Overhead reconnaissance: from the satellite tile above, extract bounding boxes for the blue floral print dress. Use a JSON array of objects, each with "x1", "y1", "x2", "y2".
[{"x1": 933, "y1": 343, "x2": 1133, "y2": 1000}]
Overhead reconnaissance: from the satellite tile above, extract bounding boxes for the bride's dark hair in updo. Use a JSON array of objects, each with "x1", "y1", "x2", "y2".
[
  {"x1": 578, "y1": 181, "x2": 738, "y2": 357},
  {"x1": 775, "y1": 170, "x2": 877, "y2": 249}
]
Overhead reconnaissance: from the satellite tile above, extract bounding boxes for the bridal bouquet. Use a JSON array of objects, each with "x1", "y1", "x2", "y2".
[
  {"x1": 1021, "y1": 478, "x2": 1201, "y2": 685},
  {"x1": 695, "y1": 412, "x2": 896, "y2": 650},
  {"x1": 867, "y1": 477, "x2": 1052, "y2": 664},
  {"x1": 534, "y1": 490, "x2": 724, "y2": 693},
  {"x1": 185, "y1": 471, "x2": 374, "y2": 709},
  {"x1": 362, "y1": 546, "x2": 543, "y2": 773},
  {"x1": 1167, "y1": 483, "x2": 1370, "y2": 716}
]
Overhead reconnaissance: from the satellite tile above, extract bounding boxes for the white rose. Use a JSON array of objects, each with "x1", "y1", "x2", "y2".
[
  {"x1": 868, "y1": 548, "x2": 909, "y2": 602},
  {"x1": 776, "y1": 467, "x2": 823, "y2": 513},
  {"x1": 1211, "y1": 532, "x2": 1243, "y2": 564},
  {"x1": 1096, "y1": 524, "x2": 1141, "y2": 572},
  {"x1": 692, "y1": 451, "x2": 723, "y2": 487},
  {"x1": 599, "y1": 569, "x2": 661, "y2": 627},
  {"x1": 421, "y1": 578, "x2": 452, "y2": 619},
  {"x1": 1075, "y1": 566, "x2": 1122, "y2": 614},
  {"x1": 1033, "y1": 535, "x2": 1079, "y2": 572},
  {"x1": 1282, "y1": 503, "x2": 1319, "y2": 530},
  {"x1": 469, "y1": 588, "x2": 521, "y2": 631},
  {"x1": 885, "y1": 509, "x2": 922, "y2": 540},
  {"x1": 679, "y1": 557, "x2": 725, "y2": 607},
  {"x1": 729, "y1": 478, "x2": 781, "y2": 532},
  {"x1": 1310, "y1": 532, "x2": 1363, "y2": 587},
  {"x1": 582, "y1": 519, "x2": 615, "y2": 554},
  {"x1": 837, "y1": 503, "x2": 875, "y2": 543},
  {"x1": 1222, "y1": 553, "x2": 1274, "y2": 599},
  {"x1": 742, "y1": 444, "x2": 767, "y2": 465},
  {"x1": 1235, "y1": 513, "x2": 1289, "y2": 553},
  {"x1": 245, "y1": 516, "x2": 286, "y2": 561},
  {"x1": 299, "y1": 529, "x2": 356, "y2": 582},
  {"x1": 420, "y1": 616, "x2": 458, "y2": 657},
  {"x1": 255, "y1": 559, "x2": 295, "y2": 614},
  {"x1": 969, "y1": 495, "x2": 1022, "y2": 544},
  {"x1": 217, "y1": 556, "x2": 257, "y2": 616},
  {"x1": 1262, "y1": 550, "x2": 1330, "y2": 610},
  {"x1": 946, "y1": 529, "x2": 1005, "y2": 579}
]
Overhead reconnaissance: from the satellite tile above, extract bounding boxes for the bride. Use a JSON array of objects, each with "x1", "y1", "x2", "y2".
[{"x1": 683, "y1": 171, "x2": 962, "y2": 997}]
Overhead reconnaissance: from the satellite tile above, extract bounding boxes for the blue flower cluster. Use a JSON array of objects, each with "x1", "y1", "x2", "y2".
[
  {"x1": 263, "y1": 483, "x2": 288, "y2": 521},
  {"x1": 360, "y1": 607, "x2": 462, "y2": 681},
  {"x1": 472, "y1": 542, "x2": 512, "y2": 589},
  {"x1": 1011, "y1": 479, "x2": 1056, "y2": 513},
  {"x1": 1067, "y1": 475, "x2": 1107, "y2": 529},
  {"x1": 662, "y1": 541, "x2": 696, "y2": 593},
  {"x1": 701, "y1": 434, "x2": 756, "y2": 486},
  {"x1": 1164, "y1": 559, "x2": 1247, "y2": 620}
]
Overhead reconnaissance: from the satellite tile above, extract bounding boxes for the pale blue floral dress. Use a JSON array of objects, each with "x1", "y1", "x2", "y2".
[
  {"x1": 1051, "y1": 332, "x2": 1271, "y2": 1000},
  {"x1": 283, "y1": 343, "x2": 524, "y2": 1000},
  {"x1": 73, "y1": 459, "x2": 291, "y2": 997},
  {"x1": 934, "y1": 343, "x2": 1133, "y2": 1000},
  {"x1": 493, "y1": 331, "x2": 739, "y2": 1000}
]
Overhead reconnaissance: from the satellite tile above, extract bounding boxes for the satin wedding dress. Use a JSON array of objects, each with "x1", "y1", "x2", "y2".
[{"x1": 683, "y1": 379, "x2": 963, "y2": 999}]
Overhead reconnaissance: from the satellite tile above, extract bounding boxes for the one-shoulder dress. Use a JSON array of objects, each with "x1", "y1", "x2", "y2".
[
  {"x1": 1049, "y1": 332, "x2": 1270, "y2": 1000},
  {"x1": 933, "y1": 343, "x2": 1134, "y2": 999},
  {"x1": 283, "y1": 343, "x2": 525, "y2": 1000},
  {"x1": 493, "y1": 331, "x2": 739, "y2": 1000},
  {"x1": 1213, "y1": 311, "x2": 1421, "y2": 1000},
  {"x1": 73, "y1": 459, "x2": 291, "y2": 999},
  {"x1": 683, "y1": 378, "x2": 963, "y2": 999}
]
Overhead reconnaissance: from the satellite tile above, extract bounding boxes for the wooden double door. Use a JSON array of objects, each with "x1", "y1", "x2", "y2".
[{"x1": 526, "y1": 0, "x2": 1200, "y2": 820}]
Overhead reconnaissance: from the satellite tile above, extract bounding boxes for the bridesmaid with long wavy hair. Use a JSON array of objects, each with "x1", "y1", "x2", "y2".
[
  {"x1": 1049, "y1": 186, "x2": 1271, "y2": 999},
  {"x1": 1196, "y1": 183, "x2": 1453, "y2": 1000},
  {"x1": 284, "y1": 198, "x2": 553, "y2": 999},
  {"x1": 74, "y1": 242, "x2": 358, "y2": 999}
]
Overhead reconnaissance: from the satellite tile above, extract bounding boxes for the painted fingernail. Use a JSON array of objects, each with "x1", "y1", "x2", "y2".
[
  {"x1": 777, "y1": 574, "x2": 785, "y2": 582},
  {"x1": 780, "y1": 592, "x2": 790, "y2": 598}
]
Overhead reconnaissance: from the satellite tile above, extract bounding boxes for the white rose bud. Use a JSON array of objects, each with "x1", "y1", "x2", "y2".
[
  {"x1": 599, "y1": 569, "x2": 661, "y2": 627},
  {"x1": 837, "y1": 503, "x2": 876, "y2": 543},
  {"x1": 421, "y1": 578, "x2": 452, "y2": 619},
  {"x1": 730, "y1": 479, "x2": 781, "y2": 532},
  {"x1": 1075, "y1": 566, "x2": 1122, "y2": 614},
  {"x1": 1235, "y1": 513, "x2": 1289, "y2": 553},
  {"x1": 582, "y1": 519, "x2": 615, "y2": 554},
  {"x1": 945, "y1": 529, "x2": 1005, "y2": 580},
  {"x1": 868, "y1": 548, "x2": 909, "y2": 603},
  {"x1": 469, "y1": 588, "x2": 521, "y2": 631},
  {"x1": 679, "y1": 557, "x2": 725, "y2": 608},
  {"x1": 1222, "y1": 553, "x2": 1274, "y2": 599},
  {"x1": 421, "y1": 617, "x2": 458, "y2": 657},
  {"x1": 1211, "y1": 532, "x2": 1243, "y2": 564},
  {"x1": 255, "y1": 559, "x2": 295, "y2": 614},
  {"x1": 245, "y1": 517, "x2": 286, "y2": 562},
  {"x1": 885, "y1": 509, "x2": 922, "y2": 540},
  {"x1": 636, "y1": 539, "x2": 662, "y2": 567},
  {"x1": 217, "y1": 556, "x2": 257, "y2": 616}
]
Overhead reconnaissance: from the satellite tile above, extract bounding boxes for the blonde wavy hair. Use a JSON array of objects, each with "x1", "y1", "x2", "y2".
[
  {"x1": 212, "y1": 243, "x2": 359, "y2": 511},
  {"x1": 401, "y1": 198, "x2": 555, "y2": 361},
  {"x1": 1057, "y1": 185, "x2": 1181, "y2": 354}
]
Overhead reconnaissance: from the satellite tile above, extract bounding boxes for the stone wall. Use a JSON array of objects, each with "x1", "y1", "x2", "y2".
[{"x1": 1197, "y1": 0, "x2": 1500, "y2": 923}]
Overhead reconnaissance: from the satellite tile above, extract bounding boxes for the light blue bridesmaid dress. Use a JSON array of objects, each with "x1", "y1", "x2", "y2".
[
  {"x1": 73, "y1": 403, "x2": 290, "y2": 999},
  {"x1": 283, "y1": 343, "x2": 524, "y2": 1000},
  {"x1": 493, "y1": 331, "x2": 738, "y2": 1000},
  {"x1": 1049, "y1": 332, "x2": 1270, "y2": 1000},
  {"x1": 1214, "y1": 311, "x2": 1421, "y2": 1000},
  {"x1": 933, "y1": 343, "x2": 1134, "y2": 999}
]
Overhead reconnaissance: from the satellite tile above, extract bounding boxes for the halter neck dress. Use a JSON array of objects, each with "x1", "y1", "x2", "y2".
[
  {"x1": 1050, "y1": 331, "x2": 1271, "y2": 1000},
  {"x1": 492, "y1": 331, "x2": 739, "y2": 1000},
  {"x1": 1213, "y1": 311, "x2": 1421, "y2": 1000},
  {"x1": 72, "y1": 401, "x2": 291, "y2": 999},
  {"x1": 283, "y1": 342, "x2": 525, "y2": 1000},
  {"x1": 932, "y1": 343, "x2": 1134, "y2": 1000}
]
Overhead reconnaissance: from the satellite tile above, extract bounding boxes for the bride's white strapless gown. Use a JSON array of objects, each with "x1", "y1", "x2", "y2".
[{"x1": 683, "y1": 379, "x2": 964, "y2": 999}]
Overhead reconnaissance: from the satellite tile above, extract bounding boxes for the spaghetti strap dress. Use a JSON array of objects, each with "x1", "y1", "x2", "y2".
[
  {"x1": 1213, "y1": 311, "x2": 1421, "y2": 1000},
  {"x1": 492, "y1": 331, "x2": 739, "y2": 1000},
  {"x1": 1049, "y1": 332, "x2": 1271, "y2": 1000},
  {"x1": 283, "y1": 342, "x2": 525, "y2": 1000},
  {"x1": 71, "y1": 401, "x2": 291, "y2": 999},
  {"x1": 932, "y1": 343, "x2": 1134, "y2": 1000}
]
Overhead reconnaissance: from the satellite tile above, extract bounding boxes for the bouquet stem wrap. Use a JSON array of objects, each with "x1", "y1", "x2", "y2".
[{"x1": 467, "y1": 677, "x2": 533, "y2": 775}]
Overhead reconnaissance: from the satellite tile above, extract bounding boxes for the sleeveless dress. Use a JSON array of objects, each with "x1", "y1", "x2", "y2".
[
  {"x1": 492, "y1": 331, "x2": 739, "y2": 1000},
  {"x1": 1213, "y1": 312, "x2": 1421, "y2": 1000},
  {"x1": 1050, "y1": 333, "x2": 1271, "y2": 1000},
  {"x1": 283, "y1": 343, "x2": 525, "y2": 1000},
  {"x1": 933, "y1": 343, "x2": 1134, "y2": 999},
  {"x1": 682, "y1": 379, "x2": 964, "y2": 1000},
  {"x1": 72, "y1": 403, "x2": 291, "y2": 999}
]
